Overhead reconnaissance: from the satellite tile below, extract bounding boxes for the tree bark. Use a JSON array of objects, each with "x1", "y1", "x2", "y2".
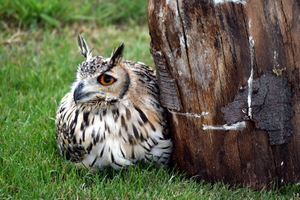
[{"x1": 148, "y1": 0, "x2": 300, "y2": 189}]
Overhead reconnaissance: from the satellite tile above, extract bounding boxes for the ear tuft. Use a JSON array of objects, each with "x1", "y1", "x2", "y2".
[
  {"x1": 77, "y1": 35, "x2": 92, "y2": 60},
  {"x1": 109, "y1": 43, "x2": 124, "y2": 65}
]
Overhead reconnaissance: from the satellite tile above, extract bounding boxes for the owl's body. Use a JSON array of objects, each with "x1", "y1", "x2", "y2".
[{"x1": 55, "y1": 36, "x2": 172, "y2": 170}]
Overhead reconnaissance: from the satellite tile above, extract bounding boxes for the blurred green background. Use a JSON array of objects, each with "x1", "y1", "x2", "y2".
[{"x1": 0, "y1": 0, "x2": 147, "y2": 28}]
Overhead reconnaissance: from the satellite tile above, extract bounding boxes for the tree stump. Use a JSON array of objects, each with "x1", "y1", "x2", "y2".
[{"x1": 147, "y1": 0, "x2": 300, "y2": 189}]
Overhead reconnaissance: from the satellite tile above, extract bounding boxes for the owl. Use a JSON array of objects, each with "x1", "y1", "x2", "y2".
[{"x1": 55, "y1": 35, "x2": 173, "y2": 171}]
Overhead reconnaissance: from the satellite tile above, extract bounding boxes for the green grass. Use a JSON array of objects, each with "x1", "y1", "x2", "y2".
[
  {"x1": 0, "y1": 0, "x2": 147, "y2": 29},
  {"x1": 0, "y1": 0, "x2": 300, "y2": 199}
]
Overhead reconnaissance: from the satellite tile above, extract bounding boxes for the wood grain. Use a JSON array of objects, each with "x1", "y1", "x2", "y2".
[{"x1": 148, "y1": 0, "x2": 300, "y2": 189}]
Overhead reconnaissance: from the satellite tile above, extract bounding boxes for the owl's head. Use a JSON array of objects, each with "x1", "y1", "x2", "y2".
[{"x1": 72, "y1": 35, "x2": 131, "y2": 105}]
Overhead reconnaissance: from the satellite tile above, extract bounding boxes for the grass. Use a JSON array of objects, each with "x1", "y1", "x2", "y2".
[
  {"x1": 0, "y1": 0, "x2": 300, "y2": 199},
  {"x1": 0, "y1": 0, "x2": 147, "y2": 29}
]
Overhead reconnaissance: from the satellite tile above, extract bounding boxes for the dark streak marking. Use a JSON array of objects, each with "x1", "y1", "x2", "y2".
[
  {"x1": 96, "y1": 126, "x2": 101, "y2": 136},
  {"x1": 105, "y1": 122, "x2": 111, "y2": 134},
  {"x1": 140, "y1": 143, "x2": 151, "y2": 151},
  {"x1": 86, "y1": 143, "x2": 93, "y2": 154},
  {"x1": 61, "y1": 112, "x2": 67, "y2": 121},
  {"x1": 69, "y1": 118, "x2": 74, "y2": 127},
  {"x1": 79, "y1": 103, "x2": 85, "y2": 109},
  {"x1": 140, "y1": 131, "x2": 146, "y2": 142},
  {"x1": 83, "y1": 111, "x2": 90, "y2": 125},
  {"x1": 66, "y1": 111, "x2": 73, "y2": 121},
  {"x1": 111, "y1": 153, "x2": 115, "y2": 163},
  {"x1": 82, "y1": 130, "x2": 86, "y2": 142},
  {"x1": 144, "y1": 156, "x2": 152, "y2": 162},
  {"x1": 138, "y1": 120, "x2": 143, "y2": 126},
  {"x1": 94, "y1": 133, "x2": 100, "y2": 144},
  {"x1": 131, "y1": 147, "x2": 136, "y2": 159},
  {"x1": 71, "y1": 110, "x2": 80, "y2": 136},
  {"x1": 65, "y1": 151, "x2": 71, "y2": 161},
  {"x1": 59, "y1": 106, "x2": 66, "y2": 113},
  {"x1": 103, "y1": 131, "x2": 106, "y2": 140},
  {"x1": 120, "y1": 147, "x2": 126, "y2": 158},
  {"x1": 112, "y1": 108, "x2": 119, "y2": 116},
  {"x1": 148, "y1": 121, "x2": 156, "y2": 132},
  {"x1": 146, "y1": 140, "x2": 154, "y2": 148},
  {"x1": 103, "y1": 108, "x2": 107, "y2": 116},
  {"x1": 112, "y1": 108, "x2": 119, "y2": 122},
  {"x1": 72, "y1": 137, "x2": 77, "y2": 144},
  {"x1": 132, "y1": 124, "x2": 139, "y2": 139},
  {"x1": 121, "y1": 116, "x2": 127, "y2": 131},
  {"x1": 150, "y1": 137, "x2": 158, "y2": 145},
  {"x1": 69, "y1": 121, "x2": 75, "y2": 135},
  {"x1": 128, "y1": 135, "x2": 135, "y2": 145},
  {"x1": 100, "y1": 145, "x2": 105, "y2": 157},
  {"x1": 90, "y1": 156, "x2": 98, "y2": 167},
  {"x1": 137, "y1": 78, "x2": 145, "y2": 84},
  {"x1": 80, "y1": 123, "x2": 85, "y2": 131},
  {"x1": 109, "y1": 99, "x2": 118, "y2": 105},
  {"x1": 114, "y1": 161, "x2": 123, "y2": 168},
  {"x1": 125, "y1": 107, "x2": 131, "y2": 120},
  {"x1": 91, "y1": 130, "x2": 95, "y2": 144},
  {"x1": 134, "y1": 106, "x2": 148, "y2": 123}
]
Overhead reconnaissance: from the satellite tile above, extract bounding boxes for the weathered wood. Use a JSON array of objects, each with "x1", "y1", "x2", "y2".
[
  {"x1": 221, "y1": 72, "x2": 293, "y2": 145},
  {"x1": 148, "y1": 0, "x2": 300, "y2": 189}
]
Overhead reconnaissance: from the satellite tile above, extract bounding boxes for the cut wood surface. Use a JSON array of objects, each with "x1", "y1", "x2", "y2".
[{"x1": 147, "y1": 0, "x2": 300, "y2": 189}]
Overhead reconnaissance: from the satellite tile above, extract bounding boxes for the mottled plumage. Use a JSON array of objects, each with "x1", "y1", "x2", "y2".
[{"x1": 55, "y1": 35, "x2": 172, "y2": 170}]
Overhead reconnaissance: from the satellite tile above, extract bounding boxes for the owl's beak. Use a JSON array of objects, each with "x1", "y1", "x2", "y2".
[
  {"x1": 73, "y1": 81, "x2": 97, "y2": 103},
  {"x1": 73, "y1": 81, "x2": 84, "y2": 102}
]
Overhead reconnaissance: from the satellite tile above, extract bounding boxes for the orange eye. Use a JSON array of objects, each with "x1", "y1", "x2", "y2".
[{"x1": 98, "y1": 74, "x2": 115, "y2": 85}]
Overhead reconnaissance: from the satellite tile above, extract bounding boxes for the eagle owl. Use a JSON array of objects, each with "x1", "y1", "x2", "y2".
[{"x1": 55, "y1": 35, "x2": 173, "y2": 170}]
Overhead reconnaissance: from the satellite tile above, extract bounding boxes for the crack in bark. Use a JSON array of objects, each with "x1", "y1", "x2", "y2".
[
  {"x1": 217, "y1": 35, "x2": 226, "y2": 107},
  {"x1": 175, "y1": 0, "x2": 202, "y2": 112},
  {"x1": 279, "y1": 0, "x2": 296, "y2": 70}
]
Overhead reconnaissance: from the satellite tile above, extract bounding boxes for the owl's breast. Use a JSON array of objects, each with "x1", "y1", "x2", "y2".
[{"x1": 55, "y1": 95, "x2": 168, "y2": 168}]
